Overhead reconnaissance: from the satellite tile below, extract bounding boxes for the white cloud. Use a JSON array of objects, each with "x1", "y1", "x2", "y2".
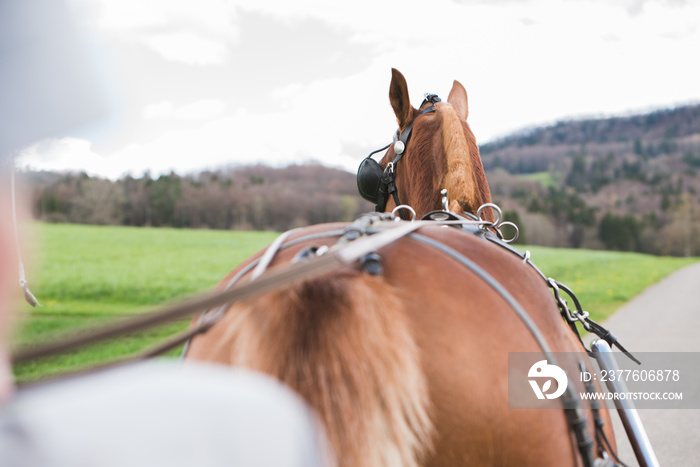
[
  {"x1": 141, "y1": 32, "x2": 228, "y2": 65},
  {"x1": 94, "y1": 0, "x2": 237, "y2": 36},
  {"x1": 230, "y1": 0, "x2": 700, "y2": 144},
  {"x1": 174, "y1": 100, "x2": 226, "y2": 120},
  {"x1": 17, "y1": 138, "x2": 104, "y2": 175},
  {"x1": 142, "y1": 101, "x2": 174, "y2": 119},
  {"x1": 38, "y1": 0, "x2": 700, "y2": 178},
  {"x1": 104, "y1": 108, "x2": 345, "y2": 177},
  {"x1": 92, "y1": 0, "x2": 238, "y2": 65},
  {"x1": 142, "y1": 100, "x2": 227, "y2": 121},
  {"x1": 16, "y1": 107, "x2": 344, "y2": 180}
]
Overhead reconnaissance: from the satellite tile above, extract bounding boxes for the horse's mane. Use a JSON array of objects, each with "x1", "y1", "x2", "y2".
[
  {"x1": 389, "y1": 101, "x2": 492, "y2": 218},
  {"x1": 462, "y1": 120, "x2": 492, "y2": 215}
]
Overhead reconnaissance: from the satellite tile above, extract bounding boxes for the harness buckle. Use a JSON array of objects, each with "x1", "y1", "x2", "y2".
[{"x1": 548, "y1": 278, "x2": 592, "y2": 330}]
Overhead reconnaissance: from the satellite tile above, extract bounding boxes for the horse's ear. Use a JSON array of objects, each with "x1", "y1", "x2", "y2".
[
  {"x1": 447, "y1": 80, "x2": 469, "y2": 121},
  {"x1": 389, "y1": 68, "x2": 413, "y2": 129}
]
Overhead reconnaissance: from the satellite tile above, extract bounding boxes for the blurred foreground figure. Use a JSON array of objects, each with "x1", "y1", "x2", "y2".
[
  {"x1": 1, "y1": 364, "x2": 330, "y2": 467},
  {"x1": 0, "y1": 2, "x2": 332, "y2": 465}
]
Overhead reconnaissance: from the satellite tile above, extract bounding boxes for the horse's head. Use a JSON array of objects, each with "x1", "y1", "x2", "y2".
[{"x1": 358, "y1": 68, "x2": 492, "y2": 220}]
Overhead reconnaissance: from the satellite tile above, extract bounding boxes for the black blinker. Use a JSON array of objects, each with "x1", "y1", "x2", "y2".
[{"x1": 356, "y1": 157, "x2": 385, "y2": 205}]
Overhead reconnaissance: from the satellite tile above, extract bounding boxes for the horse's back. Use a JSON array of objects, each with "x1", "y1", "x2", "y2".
[{"x1": 187, "y1": 221, "x2": 602, "y2": 467}]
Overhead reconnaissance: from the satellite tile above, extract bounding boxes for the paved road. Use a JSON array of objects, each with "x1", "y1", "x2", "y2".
[{"x1": 590, "y1": 261, "x2": 700, "y2": 466}]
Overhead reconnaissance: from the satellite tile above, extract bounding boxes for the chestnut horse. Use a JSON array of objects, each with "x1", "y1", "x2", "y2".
[{"x1": 186, "y1": 70, "x2": 616, "y2": 466}]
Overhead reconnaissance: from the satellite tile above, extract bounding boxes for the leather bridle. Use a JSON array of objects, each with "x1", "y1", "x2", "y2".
[{"x1": 356, "y1": 94, "x2": 442, "y2": 219}]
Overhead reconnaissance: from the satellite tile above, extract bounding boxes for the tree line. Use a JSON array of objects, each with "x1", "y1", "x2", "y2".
[
  {"x1": 26, "y1": 164, "x2": 372, "y2": 232},
  {"x1": 21, "y1": 158, "x2": 699, "y2": 256}
]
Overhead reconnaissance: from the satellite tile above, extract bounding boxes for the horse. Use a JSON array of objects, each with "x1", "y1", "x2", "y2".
[{"x1": 186, "y1": 69, "x2": 616, "y2": 466}]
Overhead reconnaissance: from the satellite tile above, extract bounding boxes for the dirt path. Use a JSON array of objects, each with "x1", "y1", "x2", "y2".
[{"x1": 593, "y1": 261, "x2": 700, "y2": 466}]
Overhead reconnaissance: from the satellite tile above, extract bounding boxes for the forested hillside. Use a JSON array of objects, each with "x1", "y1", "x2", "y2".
[
  {"x1": 482, "y1": 104, "x2": 700, "y2": 256},
  {"x1": 20, "y1": 104, "x2": 700, "y2": 256}
]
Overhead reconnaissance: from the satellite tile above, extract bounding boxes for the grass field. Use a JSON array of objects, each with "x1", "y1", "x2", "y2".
[
  {"x1": 518, "y1": 171, "x2": 560, "y2": 188},
  {"x1": 12, "y1": 224, "x2": 279, "y2": 383},
  {"x1": 11, "y1": 223, "x2": 696, "y2": 383}
]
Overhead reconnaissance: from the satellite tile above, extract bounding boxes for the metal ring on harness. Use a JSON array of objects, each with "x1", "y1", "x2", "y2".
[
  {"x1": 477, "y1": 202, "x2": 503, "y2": 226},
  {"x1": 391, "y1": 205, "x2": 416, "y2": 222},
  {"x1": 498, "y1": 221, "x2": 520, "y2": 244}
]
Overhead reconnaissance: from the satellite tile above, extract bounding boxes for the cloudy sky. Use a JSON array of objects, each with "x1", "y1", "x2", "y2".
[{"x1": 16, "y1": 0, "x2": 700, "y2": 179}]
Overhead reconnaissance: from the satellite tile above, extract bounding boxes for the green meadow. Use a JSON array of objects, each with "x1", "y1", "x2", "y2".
[
  {"x1": 11, "y1": 223, "x2": 696, "y2": 383},
  {"x1": 12, "y1": 224, "x2": 279, "y2": 383},
  {"x1": 518, "y1": 171, "x2": 560, "y2": 188}
]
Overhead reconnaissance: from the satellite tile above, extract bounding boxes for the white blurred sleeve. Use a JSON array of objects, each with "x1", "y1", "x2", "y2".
[{"x1": 0, "y1": 362, "x2": 334, "y2": 467}]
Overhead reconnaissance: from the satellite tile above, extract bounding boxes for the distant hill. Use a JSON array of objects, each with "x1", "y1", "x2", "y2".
[
  {"x1": 483, "y1": 104, "x2": 700, "y2": 151},
  {"x1": 479, "y1": 104, "x2": 700, "y2": 256}
]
